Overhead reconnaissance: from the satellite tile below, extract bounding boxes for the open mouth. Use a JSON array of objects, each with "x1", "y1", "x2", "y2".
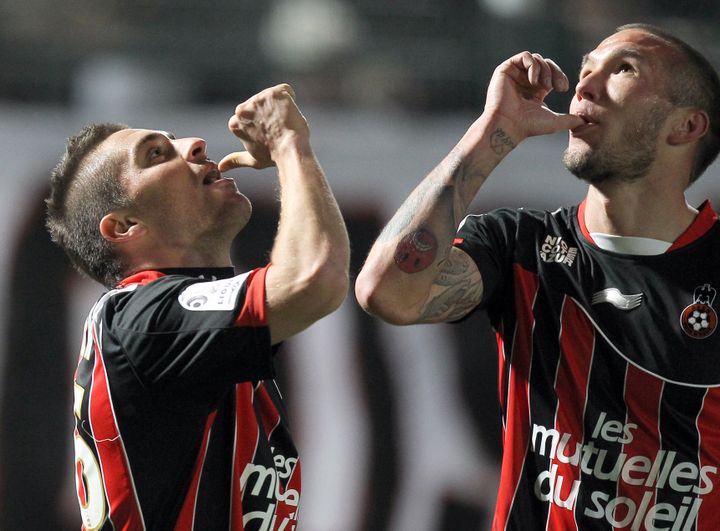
[{"x1": 202, "y1": 167, "x2": 222, "y2": 185}]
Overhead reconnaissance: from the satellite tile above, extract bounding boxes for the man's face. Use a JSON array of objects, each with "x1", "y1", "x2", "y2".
[
  {"x1": 101, "y1": 128, "x2": 252, "y2": 252},
  {"x1": 563, "y1": 30, "x2": 678, "y2": 184}
]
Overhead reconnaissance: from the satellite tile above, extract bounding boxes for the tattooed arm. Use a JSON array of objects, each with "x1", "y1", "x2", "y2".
[
  {"x1": 354, "y1": 120, "x2": 513, "y2": 325},
  {"x1": 355, "y1": 52, "x2": 583, "y2": 325}
]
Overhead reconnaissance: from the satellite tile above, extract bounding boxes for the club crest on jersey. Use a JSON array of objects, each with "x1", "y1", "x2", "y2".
[
  {"x1": 680, "y1": 283, "x2": 718, "y2": 339},
  {"x1": 539, "y1": 234, "x2": 577, "y2": 267}
]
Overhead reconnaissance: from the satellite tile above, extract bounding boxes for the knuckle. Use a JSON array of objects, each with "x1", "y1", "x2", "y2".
[{"x1": 237, "y1": 104, "x2": 255, "y2": 119}]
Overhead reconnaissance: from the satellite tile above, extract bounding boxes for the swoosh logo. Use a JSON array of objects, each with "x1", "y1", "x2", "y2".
[{"x1": 591, "y1": 288, "x2": 643, "y2": 311}]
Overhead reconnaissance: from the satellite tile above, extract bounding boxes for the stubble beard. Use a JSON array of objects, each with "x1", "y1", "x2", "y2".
[{"x1": 562, "y1": 104, "x2": 672, "y2": 185}]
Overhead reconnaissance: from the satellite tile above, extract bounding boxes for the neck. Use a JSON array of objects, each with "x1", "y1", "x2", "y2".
[
  {"x1": 583, "y1": 179, "x2": 697, "y2": 242},
  {"x1": 122, "y1": 242, "x2": 234, "y2": 277}
]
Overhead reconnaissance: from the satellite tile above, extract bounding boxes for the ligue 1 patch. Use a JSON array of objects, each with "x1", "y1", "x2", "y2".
[
  {"x1": 178, "y1": 272, "x2": 250, "y2": 312},
  {"x1": 680, "y1": 283, "x2": 718, "y2": 339}
]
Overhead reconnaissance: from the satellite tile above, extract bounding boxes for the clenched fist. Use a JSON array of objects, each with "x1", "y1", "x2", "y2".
[{"x1": 219, "y1": 84, "x2": 310, "y2": 171}]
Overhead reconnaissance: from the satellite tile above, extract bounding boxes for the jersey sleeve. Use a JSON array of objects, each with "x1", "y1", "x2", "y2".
[
  {"x1": 105, "y1": 266, "x2": 274, "y2": 388},
  {"x1": 453, "y1": 208, "x2": 518, "y2": 310}
]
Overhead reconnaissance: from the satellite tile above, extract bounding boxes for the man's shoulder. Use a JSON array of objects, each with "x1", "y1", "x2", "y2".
[
  {"x1": 459, "y1": 204, "x2": 579, "y2": 234},
  {"x1": 93, "y1": 272, "x2": 200, "y2": 330},
  {"x1": 100, "y1": 269, "x2": 257, "y2": 332}
]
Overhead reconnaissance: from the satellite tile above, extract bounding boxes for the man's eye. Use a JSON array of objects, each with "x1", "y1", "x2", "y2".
[{"x1": 617, "y1": 63, "x2": 634, "y2": 73}]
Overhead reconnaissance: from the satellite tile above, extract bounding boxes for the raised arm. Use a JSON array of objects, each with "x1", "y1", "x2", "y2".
[
  {"x1": 355, "y1": 52, "x2": 584, "y2": 325},
  {"x1": 219, "y1": 84, "x2": 350, "y2": 344}
]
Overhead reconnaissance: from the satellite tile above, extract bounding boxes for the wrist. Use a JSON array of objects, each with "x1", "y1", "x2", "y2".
[
  {"x1": 270, "y1": 131, "x2": 313, "y2": 162},
  {"x1": 455, "y1": 111, "x2": 522, "y2": 169},
  {"x1": 478, "y1": 109, "x2": 525, "y2": 147}
]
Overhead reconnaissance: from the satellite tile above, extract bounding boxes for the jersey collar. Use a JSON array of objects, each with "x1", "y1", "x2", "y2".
[
  {"x1": 578, "y1": 199, "x2": 717, "y2": 253},
  {"x1": 116, "y1": 267, "x2": 236, "y2": 288}
]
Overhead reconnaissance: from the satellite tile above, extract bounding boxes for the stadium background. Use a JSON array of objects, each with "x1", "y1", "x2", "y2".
[{"x1": 0, "y1": 1, "x2": 718, "y2": 529}]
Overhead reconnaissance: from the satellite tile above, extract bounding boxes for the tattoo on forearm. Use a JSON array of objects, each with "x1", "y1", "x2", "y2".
[
  {"x1": 490, "y1": 128, "x2": 516, "y2": 156},
  {"x1": 419, "y1": 252, "x2": 483, "y2": 322},
  {"x1": 377, "y1": 148, "x2": 472, "y2": 245},
  {"x1": 377, "y1": 146, "x2": 484, "y2": 279},
  {"x1": 379, "y1": 182, "x2": 456, "y2": 248},
  {"x1": 445, "y1": 146, "x2": 467, "y2": 183},
  {"x1": 394, "y1": 228, "x2": 438, "y2": 273},
  {"x1": 377, "y1": 178, "x2": 441, "y2": 243},
  {"x1": 388, "y1": 184, "x2": 456, "y2": 275}
]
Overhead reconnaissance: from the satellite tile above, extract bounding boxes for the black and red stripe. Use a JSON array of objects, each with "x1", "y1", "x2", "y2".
[
  {"x1": 88, "y1": 325, "x2": 145, "y2": 529},
  {"x1": 492, "y1": 265, "x2": 537, "y2": 530}
]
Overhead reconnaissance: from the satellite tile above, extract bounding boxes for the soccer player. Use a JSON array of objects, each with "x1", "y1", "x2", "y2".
[
  {"x1": 356, "y1": 24, "x2": 720, "y2": 529},
  {"x1": 46, "y1": 84, "x2": 349, "y2": 529}
]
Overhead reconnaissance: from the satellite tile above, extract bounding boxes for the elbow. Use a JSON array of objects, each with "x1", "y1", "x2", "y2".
[
  {"x1": 304, "y1": 260, "x2": 350, "y2": 318},
  {"x1": 321, "y1": 265, "x2": 351, "y2": 315},
  {"x1": 354, "y1": 268, "x2": 378, "y2": 314},
  {"x1": 354, "y1": 268, "x2": 418, "y2": 326}
]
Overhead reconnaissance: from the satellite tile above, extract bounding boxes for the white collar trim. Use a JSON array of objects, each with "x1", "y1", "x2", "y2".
[{"x1": 590, "y1": 232, "x2": 672, "y2": 255}]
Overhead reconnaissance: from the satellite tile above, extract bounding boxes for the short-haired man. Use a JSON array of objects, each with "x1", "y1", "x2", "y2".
[
  {"x1": 357, "y1": 25, "x2": 720, "y2": 529},
  {"x1": 47, "y1": 84, "x2": 349, "y2": 529}
]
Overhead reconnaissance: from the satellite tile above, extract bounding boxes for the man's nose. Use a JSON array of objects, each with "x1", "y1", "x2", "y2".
[
  {"x1": 175, "y1": 137, "x2": 208, "y2": 162},
  {"x1": 575, "y1": 72, "x2": 600, "y2": 102}
]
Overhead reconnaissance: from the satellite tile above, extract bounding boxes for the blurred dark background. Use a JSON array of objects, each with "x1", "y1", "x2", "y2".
[{"x1": 1, "y1": 0, "x2": 717, "y2": 111}]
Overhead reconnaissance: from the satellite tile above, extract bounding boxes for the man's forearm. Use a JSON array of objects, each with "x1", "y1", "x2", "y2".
[
  {"x1": 355, "y1": 112, "x2": 518, "y2": 323},
  {"x1": 273, "y1": 138, "x2": 348, "y2": 273},
  {"x1": 267, "y1": 136, "x2": 350, "y2": 334}
]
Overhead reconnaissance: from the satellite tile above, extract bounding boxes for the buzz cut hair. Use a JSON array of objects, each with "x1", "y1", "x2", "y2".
[
  {"x1": 46, "y1": 123, "x2": 131, "y2": 288},
  {"x1": 616, "y1": 23, "x2": 720, "y2": 184}
]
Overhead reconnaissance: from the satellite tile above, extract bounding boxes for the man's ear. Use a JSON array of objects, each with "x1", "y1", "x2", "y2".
[
  {"x1": 667, "y1": 108, "x2": 709, "y2": 146},
  {"x1": 99, "y1": 211, "x2": 146, "y2": 243}
]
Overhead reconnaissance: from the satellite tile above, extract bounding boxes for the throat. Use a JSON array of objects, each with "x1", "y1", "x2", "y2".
[{"x1": 583, "y1": 187, "x2": 698, "y2": 244}]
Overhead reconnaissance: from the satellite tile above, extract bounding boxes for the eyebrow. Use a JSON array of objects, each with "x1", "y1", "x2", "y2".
[{"x1": 581, "y1": 47, "x2": 645, "y2": 68}]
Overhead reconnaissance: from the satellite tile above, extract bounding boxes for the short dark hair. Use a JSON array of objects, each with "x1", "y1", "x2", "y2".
[
  {"x1": 616, "y1": 23, "x2": 720, "y2": 184},
  {"x1": 46, "y1": 123, "x2": 131, "y2": 288}
]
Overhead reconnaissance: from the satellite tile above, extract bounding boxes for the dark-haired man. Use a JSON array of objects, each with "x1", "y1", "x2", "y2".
[
  {"x1": 47, "y1": 84, "x2": 349, "y2": 529},
  {"x1": 357, "y1": 24, "x2": 720, "y2": 529}
]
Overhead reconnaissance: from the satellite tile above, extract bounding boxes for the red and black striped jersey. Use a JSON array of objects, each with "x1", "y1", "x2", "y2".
[
  {"x1": 72, "y1": 265, "x2": 300, "y2": 531},
  {"x1": 454, "y1": 200, "x2": 720, "y2": 530}
]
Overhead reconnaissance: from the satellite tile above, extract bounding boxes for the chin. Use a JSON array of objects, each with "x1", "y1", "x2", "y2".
[
  {"x1": 215, "y1": 195, "x2": 252, "y2": 236},
  {"x1": 563, "y1": 145, "x2": 589, "y2": 174},
  {"x1": 562, "y1": 147, "x2": 609, "y2": 184}
]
